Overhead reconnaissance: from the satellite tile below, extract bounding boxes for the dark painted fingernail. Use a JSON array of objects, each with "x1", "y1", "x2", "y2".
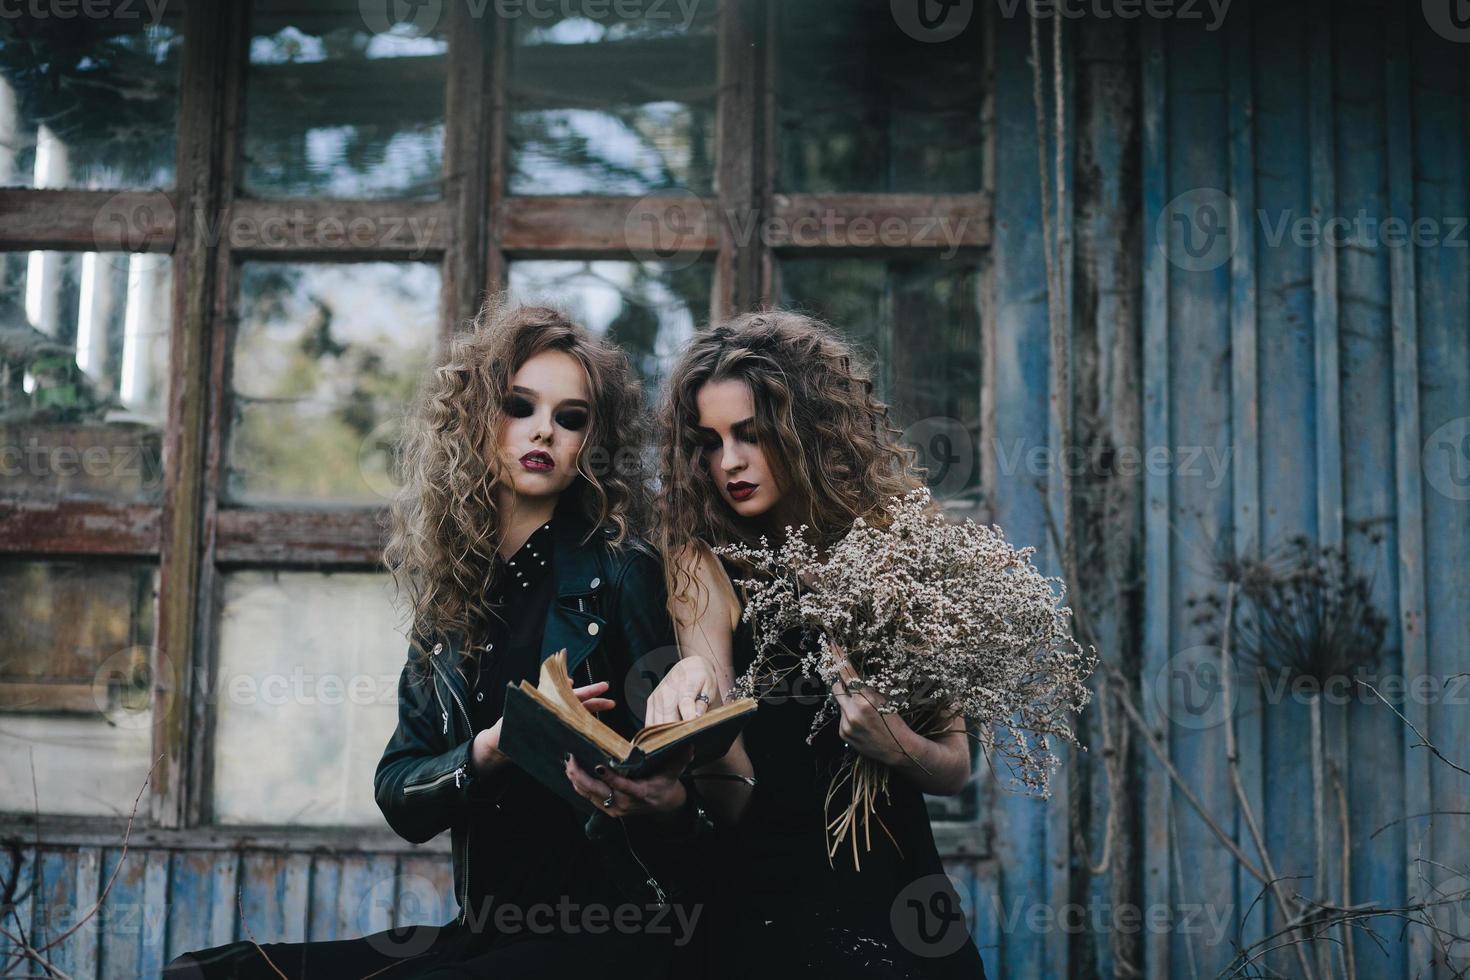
[
  {"x1": 594, "y1": 765, "x2": 606, "y2": 776},
  {"x1": 563, "y1": 752, "x2": 572, "y2": 765}
]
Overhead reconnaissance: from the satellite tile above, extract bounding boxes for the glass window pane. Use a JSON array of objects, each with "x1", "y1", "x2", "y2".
[
  {"x1": 245, "y1": 1, "x2": 447, "y2": 198},
  {"x1": 779, "y1": 257, "x2": 981, "y2": 502},
  {"x1": 776, "y1": 0, "x2": 983, "y2": 193},
  {"x1": 225, "y1": 261, "x2": 440, "y2": 507},
  {"x1": 508, "y1": 259, "x2": 710, "y2": 395},
  {"x1": 211, "y1": 570, "x2": 404, "y2": 827},
  {"x1": 0, "y1": 251, "x2": 171, "y2": 502},
  {"x1": 0, "y1": 560, "x2": 156, "y2": 817},
  {"x1": 0, "y1": 11, "x2": 184, "y2": 190},
  {"x1": 508, "y1": 1, "x2": 718, "y2": 195}
]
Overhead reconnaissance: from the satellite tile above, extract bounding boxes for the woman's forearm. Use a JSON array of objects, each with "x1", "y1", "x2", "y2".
[
  {"x1": 886, "y1": 723, "x2": 971, "y2": 796},
  {"x1": 689, "y1": 735, "x2": 755, "y2": 825}
]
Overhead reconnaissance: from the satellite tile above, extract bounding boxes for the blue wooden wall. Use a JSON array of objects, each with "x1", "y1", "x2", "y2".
[{"x1": 980, "y1": 0, "x2": 1469, "y2": 977}]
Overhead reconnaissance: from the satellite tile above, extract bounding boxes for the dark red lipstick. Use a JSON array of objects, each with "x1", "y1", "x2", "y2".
[
  {"x1": 520, "y1": 450, "x2": 554, "y2": 472},
  {"x1": 727, "y1": 481, "x2": 757, "y2": 501}
]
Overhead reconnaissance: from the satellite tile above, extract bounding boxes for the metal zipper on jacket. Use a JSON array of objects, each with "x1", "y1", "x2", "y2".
[
  {"x1": 427, "y1": 642, "x2": 472, "y2": 738},
  {"x1": 576, "y1": 596, "x2": 594, "y2": 687},
  {"x1": 426, "y1": 641, "x2": 475, "y2": 923}
]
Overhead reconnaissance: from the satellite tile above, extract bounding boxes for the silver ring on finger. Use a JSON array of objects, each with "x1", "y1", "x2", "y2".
[
  {"x1": 694, "y1": 693, "x2": 710, "y2": 706},
  {"x1": 602, "y1": 791, "x2": 615, "y2": 808}
]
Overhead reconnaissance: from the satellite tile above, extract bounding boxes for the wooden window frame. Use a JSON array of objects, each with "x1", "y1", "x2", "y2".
[{"x1": 0, "y1": 0, "x2": 991, "y2": 848}]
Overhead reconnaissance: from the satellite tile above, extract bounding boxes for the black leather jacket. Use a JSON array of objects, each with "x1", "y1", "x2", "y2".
[{"x1": 373, "y1": 508, "x2": 711, "y2": 925}]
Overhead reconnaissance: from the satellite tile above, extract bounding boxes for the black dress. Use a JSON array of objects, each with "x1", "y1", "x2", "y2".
[{"x1": 705, "y1": 561, "x2": 988, "y2": 980}]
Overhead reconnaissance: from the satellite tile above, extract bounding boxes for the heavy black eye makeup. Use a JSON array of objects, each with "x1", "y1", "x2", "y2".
[
  {"x1": 694, "y1": 426, "x2": 721, "y2": 452},
  {"x1": 505, "y1": 395, "x2": 534, "y2": 418},
  {"x1": 554, "y1": 409, "x2": 588, "y2": 431}
]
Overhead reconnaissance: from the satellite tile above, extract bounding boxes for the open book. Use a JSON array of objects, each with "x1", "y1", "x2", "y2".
[{"x1": 499, "y1": 649, "x2": 757, "y2": 817}]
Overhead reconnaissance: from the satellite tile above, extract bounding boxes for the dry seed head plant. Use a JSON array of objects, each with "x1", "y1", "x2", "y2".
[{"x1": 716, "y1": 487, "x2": 1099, "y2": 864}]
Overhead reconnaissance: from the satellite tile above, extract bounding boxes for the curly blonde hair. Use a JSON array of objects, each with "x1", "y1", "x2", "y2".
[
  {"x1": 657, "y1": 309, "x2": 924, "y2": 605},
  {"x1": 386, "y1": 297, "x2": 648, "y2": 653}
]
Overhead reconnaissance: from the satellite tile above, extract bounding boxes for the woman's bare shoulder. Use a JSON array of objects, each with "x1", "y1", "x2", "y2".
[{"x1": 669, "y1": 541, "x2": 740, "y2": 632}]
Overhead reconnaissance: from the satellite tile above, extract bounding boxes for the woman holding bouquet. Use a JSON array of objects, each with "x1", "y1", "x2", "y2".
[
  {"x1": 638, "y1": 311, "x2": 989, "y2": 979},
  {"x1": 167, "y1": 301, "x2": 708, "y2": 979}
]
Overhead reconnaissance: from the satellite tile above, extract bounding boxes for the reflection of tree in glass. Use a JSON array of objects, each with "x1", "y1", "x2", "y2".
[
  {"x1": 0, "y1": 17, "x2": 182, "y2": 187},
  {"x1": 507, "y1": 6, "x2": 717, "y2": 195},
  {"x1": 228, "y1": 263, "x2": 436, "y2": 504},
  {"x1": 244, "y1": 17, "x2": 447, "y2": 198}
]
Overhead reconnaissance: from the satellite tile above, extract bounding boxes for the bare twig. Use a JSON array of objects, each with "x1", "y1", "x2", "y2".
[
  {"x1": 236, "y1": 893, "x2": 288, "y2": 980},
  {"x1": 1357, "y1": 679, "x2": 1470, "y2": 778},
  {"x1": 37, "y1": 754, "x2": 163, "y2": 955}
]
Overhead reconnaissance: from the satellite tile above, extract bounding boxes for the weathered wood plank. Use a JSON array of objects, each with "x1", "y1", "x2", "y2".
[
  {"x1": 1409, "y1": 10, "x2": 1470, "y2": 980},
  {"x1": 0, "y1": 189, "x2": 177, "y2": 252},
  {"x1": 0, "y1": 500, "x2": 159, "y2": 556},
  {"x1": 338, "y1": 854, "x2": 400, "y2": 941},
  {"x1": 1333, "y1": 3, "x2": 1407, "y2": 976},
  {"x1": 1139, "y1": 15, "x2": 1172, "y2": 980},
  {"x1": 138, "y1": 848, "x2": 170, "y2": 976},
  {"x1": 221, "y1": 199, "x2": 449, "y2": 258},
  {"x1": 0, "y1": 817, "x2": 443, "y2": 855},
  {"x1": 153, "y1": 0, "x2": 241, "y2": 830},
  {"x1": 207, "y1": 852, "x2": 238, "y2": 947},
  {"x1": 181, "y1": 0, "x2": 251, "y2": 830},
  {"x1": 70, "y1": 846, "x2": 102, "y2": 980},
  {"x1": 213, "y1": 508, "x2": 387, "y2": 567},
  {"x1": 763, "y1": 194, "x2": 990, "y2": 251},
  {"x1": 440, "y1": 0, "x2": 491, "y2": 334},
  {"x1": 396, "y1": 854, "x2": 454, "y2": 928},
  {"x1": 279, "y1": 853, "x2": 311, "y2": 944},
  {"x1": 1165, "y1": 19, "x2": 1236, "y2": 977},
  {"x1": 237, "y1": 852, "x2": 288, "y2": 947},
  {"x1": 1042, "y1": 18, "x2": 1075, "y2": 980},
  {"x1": 1226, "y1": 3, "x2": 1266, "y2": 968},
  {"x1": 484, "y1": 11, "x2": 510, "y2": 293},
  {"x1": 97, "y1": 845, "x2": 144, "y2": 979},
  {"x1": 307, "y1": 855, "x2": 342, "y2": 942},
  {"x1": 499, "y1": 195, "x2": 719, "y2": 256},
  {"x1": 166, "y1": 850, "x2": 215, "y2": 964},
  {"x1": 495, "y1": 193, "x2": 989, "y2": 258},
  {"x1": 1252, "y1": 2, "x2": 1320, "y2": 973},
  {"x1": 1384, "y1": 6, "x2": 1432, "y2": 974},
  {"x1": 984, "y1": 7, "x2": 1058, "y2": 977},
  {"x1": 1309, "y1": 7, "x2": 1349, "y2": 967},
  {"x1": 713, "y1": 0, "x2": 766, "y2": 318},
  {"x1": 32, "y1": 849, "x2": 72, "y2": 971}
]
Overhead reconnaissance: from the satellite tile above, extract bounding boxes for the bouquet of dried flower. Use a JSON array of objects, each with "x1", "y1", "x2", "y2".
[{"x1": 715, "y1": 487, "x2": 1097, "y2": 867}]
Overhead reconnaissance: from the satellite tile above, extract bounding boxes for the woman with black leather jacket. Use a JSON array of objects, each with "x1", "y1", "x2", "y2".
[{"x1": 165, "y1": 301, "x2": 711, "y2": 979}]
